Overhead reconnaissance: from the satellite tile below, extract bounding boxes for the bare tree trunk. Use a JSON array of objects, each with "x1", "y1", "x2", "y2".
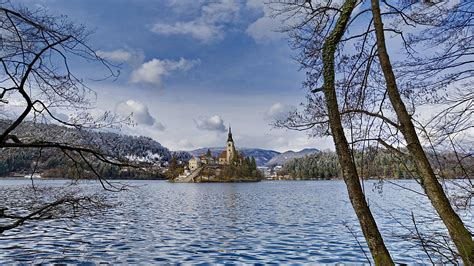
[
  {"x1": 321, "y1": 1, "x2": 394, "y2": 264},
  {"x1": 370, "y1": 0, "x2": 474, "y2": 263}
]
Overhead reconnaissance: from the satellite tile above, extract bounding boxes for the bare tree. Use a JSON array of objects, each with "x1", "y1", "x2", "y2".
[
  {"x1": 271, "y1": 0, "x2": 473, "y2": 263},
  {"x1": 0, "y1": 186, "x2": 112, "y2": 234},
  {"x1": 0, "y1": 3, "x2": 134, "y2": 233},
  {"x1": 370, "y1": 0, "x2": 474, "y2": 263},
  {"x1": 273, "y1": 0, "x2": 394, "y2": 264}
]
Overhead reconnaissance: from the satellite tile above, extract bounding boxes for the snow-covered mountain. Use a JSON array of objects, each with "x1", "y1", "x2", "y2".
[
  {"x1": 189, "y1": 147, "x2": 280, "y2": 166},
  {"x1": 265, "y1": 148, "x2": 319, "y2": 166},
  {"x1": 242, "y1": 148, "x2": 281, "y2": 166},
  {"x1": 0, "y1": 120, "x2": 191, "y2": 164}
]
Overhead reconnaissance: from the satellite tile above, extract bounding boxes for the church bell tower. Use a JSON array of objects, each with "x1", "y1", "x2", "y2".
[{"x1": 226, "y1": 126, "x2": 235, "y2": 164}]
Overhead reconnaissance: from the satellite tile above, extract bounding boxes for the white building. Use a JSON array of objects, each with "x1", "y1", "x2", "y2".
[{"x1": 188, "y1": 157, "x2": 201, "y2": 171}]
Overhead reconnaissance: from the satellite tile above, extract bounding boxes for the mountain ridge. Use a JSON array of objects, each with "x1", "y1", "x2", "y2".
[
  {"x1": 4, "y1": 121, "x2": 191, "y2": 161},
  {"x1": 189, "y1": 147, "x2": 321, "y2": 167},
  {"x1": 265, "y1": 148, "x2": 320, "y2": 166},
  {"x1": 188, "y1": 147, "x2": 280, "y2": 166}
]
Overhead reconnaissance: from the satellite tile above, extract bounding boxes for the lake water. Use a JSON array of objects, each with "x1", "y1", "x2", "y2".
[{"x1": 0, "y1": 179, "x2": 471, "y2": 264}]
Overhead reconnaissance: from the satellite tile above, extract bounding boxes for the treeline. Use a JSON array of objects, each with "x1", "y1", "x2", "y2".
[
  {"x1": 278, "y1": 151, "x2": 340, "y2": 179},
  {"x1": 0, "y1": 146, "x2": 165, "y2": 179},
  {"x1": 278, "y1": 148, "x2": 473, "y2": 180},
  {"x1": 163, "y1": 156, "x2": 185, "y2": 179},
  {"x1": 217, "y1": 156, "x2": 263, "y2": 180},
  {"x1": 0, "y1": 120, "x2": 191, "y2": 179}
]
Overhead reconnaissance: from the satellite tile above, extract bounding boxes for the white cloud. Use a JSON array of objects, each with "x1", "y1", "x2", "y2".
[
  {"x1": 246, "y1": 0, "x2": 352, "y2": 43},
  {"x1": 152, "y1": 0, "x2": 240, "y2": 42},
  {"x1": 154, "y1": 122, "x2": 166, "y2": 131},
  {"x1": 177, "y1": 139, "x2": 195, "y2": 150},
  {"x1": 264, "y1": 102, "x2": 296, "y2": 122},
  {"x1": 130, "y1": 58, "x2": 199, "y2": 87},
  {"x1": 116, "y1": 100, "x2": 164, "y2": 130},
  {"x1": 246, "y1": 1, "x2": 284, "y2": 43},
  {"x1": 97, "y1": 49, "x2": 133, "y2": 62},
  {"x1": 97, "y1": 49, "x2": 145, "y2": 66},
  {"x1": 194, "y1": 115, "x2": 226, "y2": 132},
  {"x1": 152, "y1": 22, "x2": 219, "y2": 42},
  {"x1": 246, "y1": 17, "x2": 283, "y2": 43},
  {"x1": 246, "y1": 0, "x2": 263, "y2": 10},
  {"x1": 238, "y1": 133, "x2": 290, "y2": 150},
  {"x1": 165, "y1": 0, "x2": 205, "y2": 14},
  {"x1": 236, "y1": 132, "x2": 333, "y2": 152}
]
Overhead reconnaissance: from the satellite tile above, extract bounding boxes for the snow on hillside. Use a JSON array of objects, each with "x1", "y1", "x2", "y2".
[
  {"x1": 265, "y1": 148, "x2": 319, "y2": 166},
  {"x1": 0, "y1": 120, "x2": 191, "y2": 164}
]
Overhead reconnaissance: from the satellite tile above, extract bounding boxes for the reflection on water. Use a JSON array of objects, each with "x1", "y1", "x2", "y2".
[{"x1": 0, "y1": 179, "x2": 471, "y2": 264}]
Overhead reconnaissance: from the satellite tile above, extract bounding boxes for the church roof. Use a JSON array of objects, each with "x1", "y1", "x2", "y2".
[
  {"x1": 190, "y1": 157, "x2": 201, "y2": 162},
  {"x1": 227, "y1": 126, "x2": 233, "y2": 142},
  {"x1": 219, "y1": 150, "x2": 227, "y2": 158}
]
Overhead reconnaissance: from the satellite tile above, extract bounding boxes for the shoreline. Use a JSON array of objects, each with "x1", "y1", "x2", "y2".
[{"x1": 1, "y1": 176, "x2": 471, "y2": 181}]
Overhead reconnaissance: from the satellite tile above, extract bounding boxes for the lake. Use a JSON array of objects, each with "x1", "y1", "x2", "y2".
[{"x1": 0, "y1": 179, "x2": 471, "y2": 264}]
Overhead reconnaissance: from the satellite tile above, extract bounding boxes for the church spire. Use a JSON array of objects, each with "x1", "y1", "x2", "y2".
[{"x1": 227, "y1": 125, "x2": 233, "y2": 142}]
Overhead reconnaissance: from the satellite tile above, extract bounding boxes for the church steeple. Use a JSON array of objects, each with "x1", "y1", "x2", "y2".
[
  {"x1": 227, "y1": 125, "x2": 233, "y2": 142},
  {"x1": 226, "y1": 125, "x2": 235, "y2": 164}
]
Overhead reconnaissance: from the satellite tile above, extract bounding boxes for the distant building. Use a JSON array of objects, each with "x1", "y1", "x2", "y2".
[
  {"x1": 188, "y1": 126, "x2": 237, "y2": 170},
  {"x1": 199, "y1": 154, "x2": 208, "y2": 164},
  {"x1": 218, "y1": 152, "x2": 227, "y2": 165},
  {"x1": 188, "y1": 157, "x2": 201, "y2": 171},
  {"x1": 258, "y1": 166, "x2": 270, "y2": 177},
  {"x1": 219, "y1": 126, "x2": 236, "y2": 165}
]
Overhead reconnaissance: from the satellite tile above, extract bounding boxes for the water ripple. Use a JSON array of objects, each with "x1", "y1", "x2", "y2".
[{"x1": 0, "y1": 179, "x2": 471, "y2": 264}]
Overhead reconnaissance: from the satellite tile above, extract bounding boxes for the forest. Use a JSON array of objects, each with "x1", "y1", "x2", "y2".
[
  {"x1": 279, "y1": 149, "x2": 473, "y2": 180},
  {"x1": 0, "y1": 120, "x2": 190, "y2": 179},
  {"x1": 216, "y1": 156, "x2": 263, "y2": 181}
]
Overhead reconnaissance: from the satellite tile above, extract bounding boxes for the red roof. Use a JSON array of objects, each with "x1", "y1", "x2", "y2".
[{"x1": 219, "y1": 150, "x2": 227, "y2": 158}]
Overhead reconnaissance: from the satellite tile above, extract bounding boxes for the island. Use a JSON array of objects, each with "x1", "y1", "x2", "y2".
[{"x1": 171, "y1": 127, "x2": 263, "y2": 183}]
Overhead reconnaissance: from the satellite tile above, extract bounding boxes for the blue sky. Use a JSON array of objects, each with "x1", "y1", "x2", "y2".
[{"x1": 18, "y1": 0, "x2": 334, "y2": 151}]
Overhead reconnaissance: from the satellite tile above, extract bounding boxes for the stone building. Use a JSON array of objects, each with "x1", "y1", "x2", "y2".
[
  {"x1": 219, "y1": 126, "x2": 236, "y2": 165},
  {"x1": 188, "y1": 126, "x2": 237, "y2": 170},
  {"x1": 188, "y1": 157, "x2": 201, "y2": 171}
]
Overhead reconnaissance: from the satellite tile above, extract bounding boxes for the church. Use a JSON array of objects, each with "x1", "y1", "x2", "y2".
[
  {"x1": 218, "y1": 126, "x2": 236, "y2": 165},
  {"x1": 188, "y1": 126, "x2": 237, "y2": 171}
]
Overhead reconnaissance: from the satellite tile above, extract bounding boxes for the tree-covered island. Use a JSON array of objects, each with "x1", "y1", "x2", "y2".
[{"x1": 171, "y1": 127, "x2": 263, "y2": 182}]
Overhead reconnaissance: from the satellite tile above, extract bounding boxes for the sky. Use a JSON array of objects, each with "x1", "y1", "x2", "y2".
[{"x1": 14, "y1": 0, "x2": 334, "y2": 152}]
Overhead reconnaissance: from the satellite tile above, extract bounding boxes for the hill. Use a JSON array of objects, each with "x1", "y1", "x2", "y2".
[
  {"x1": 278, "y1": 148, "x2": 473, "y2": 180},
  {"x1": 265, "y1": 148, "x2": 319, "y2": 166},
  {"x1": 0, "y1": 120, "x2": 191, "y2": 178}
]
